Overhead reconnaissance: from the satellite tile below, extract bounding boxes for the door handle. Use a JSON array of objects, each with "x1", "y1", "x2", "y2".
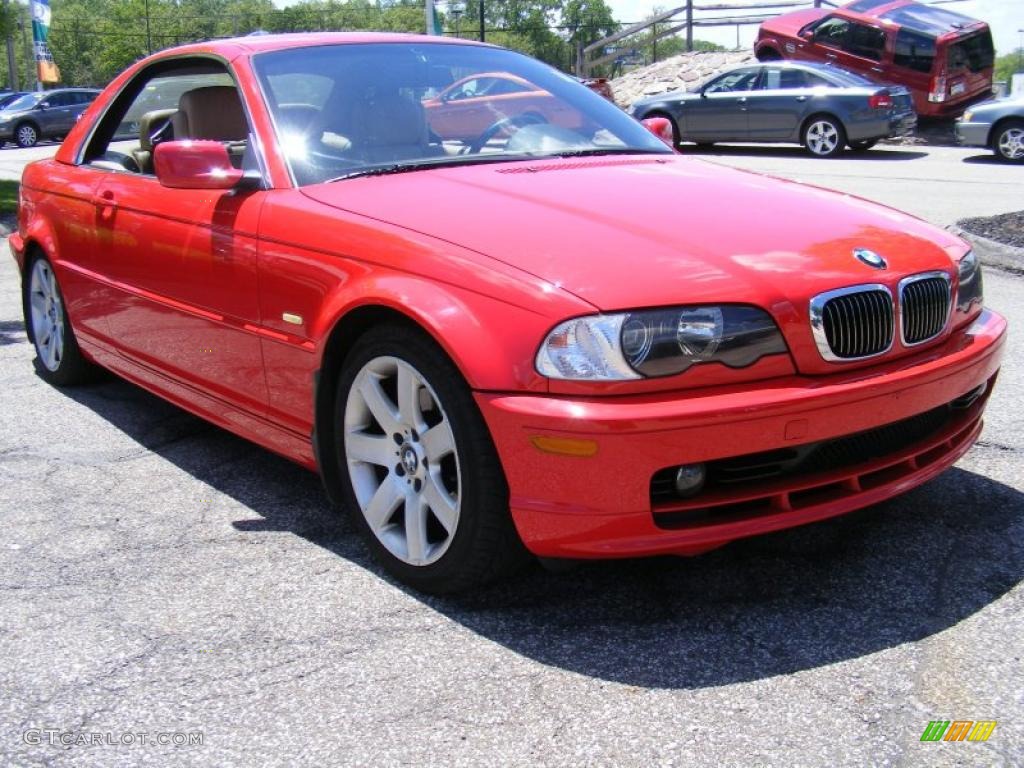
[
  {"x1": 796, "y1": 96, "x2": 808, "y2": 102},
  {"x1": 737, "y1": 97, "x2": 748, "y2": 103},
  {"x1": 825, "y1": 53, "x2": 838, "y2": 60},
  {"x1": 96, "y1": 189, "x2": 116, "y2": 222}
]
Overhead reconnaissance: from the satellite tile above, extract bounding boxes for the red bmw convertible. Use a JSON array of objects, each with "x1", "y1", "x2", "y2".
[{"x1": 13, "y1": 33, "x2": 1004, "y2": 593}]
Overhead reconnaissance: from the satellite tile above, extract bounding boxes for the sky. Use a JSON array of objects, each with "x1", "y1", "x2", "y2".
[{"x1": 269, "y1": 1, "x2": 1022, "y2": 55}]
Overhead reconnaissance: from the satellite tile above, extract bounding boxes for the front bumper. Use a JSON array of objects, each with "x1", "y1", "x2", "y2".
[
  {"x1": 477, "y1": 310, "x2": 1006, "y2": 559},
  {"x1": 955, "y1": 120, "x2": 991, "y2": 148}
]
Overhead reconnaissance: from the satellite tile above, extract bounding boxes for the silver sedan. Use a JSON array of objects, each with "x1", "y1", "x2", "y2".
[{"x1": 956, "y1": 96, "x2": 1024, "y2": 163}]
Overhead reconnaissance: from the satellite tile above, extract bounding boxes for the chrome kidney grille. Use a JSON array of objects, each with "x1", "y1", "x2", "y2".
[
  {"x1": 810, "y1": 285, "x2": 894, "y2": 361},
  {"x1": 900, "y1": 272, "x2": 952, "y2": 346},
  {"x1": 810, "y1": 274, "x2": 952, "y2": 362}
]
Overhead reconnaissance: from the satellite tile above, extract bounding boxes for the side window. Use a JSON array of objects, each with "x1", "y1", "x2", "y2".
[
  {"x1": 46, "y1": 92, "x2": 72, "y2": 107},
  {"x1": 893, "y1": 29, "x2": 936, "y2": 73},
  {"x1": 845, "y1": 23, "x2": 886, "y2": 61},
  {"x1": 761, "y1": 68, "x2": 807, "y2": 90},
  {"x1": 488, "y1": 77, "x2": 531, "y2": 96},
  {"x1": 83, "y1": 62, "x2": 245, "y2": 175},
  {"x1": 803, "y1": 72, "x2": 832, "y2": 88},
  {"x1": 703, "y1": 69, "x2": 760, "y2": 94},
  {"x1": 447, "y1": 79, "x2": 480, "y2": 101},
  {"x1": 812, "y1": 17, "x2": 850, "y2": 49}
]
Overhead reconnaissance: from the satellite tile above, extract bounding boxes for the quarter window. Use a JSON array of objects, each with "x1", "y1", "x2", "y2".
[{"x1": 893, "y1": 29, "x2": 936, "y2": 73}]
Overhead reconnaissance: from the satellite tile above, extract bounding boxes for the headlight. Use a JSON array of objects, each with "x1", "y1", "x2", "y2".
[
  {"x1": 956, "y1": 250, "x2": 983, "y2": 311},
  {"x1": 535, "y1": 305, "x2": 788, "y2": 380},
  {"x1": 962, "y1": 109, "x2": 974, "y2": 122}
]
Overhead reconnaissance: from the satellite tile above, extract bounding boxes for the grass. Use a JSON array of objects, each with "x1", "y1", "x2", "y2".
[{"x1": 0, "y1": 179, "x2": 18, "y2": 217}]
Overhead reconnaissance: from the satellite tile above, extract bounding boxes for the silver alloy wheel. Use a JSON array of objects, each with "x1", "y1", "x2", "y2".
[
  {"x1": 344, "y1": 356, "x2": 461, "y2": 566},
  {"x1": 28, "y1": 260, "x2": 64, "y2": 372},
  {"x1": 806, "y1": 120, "x2": 839, "y2": 156},
  {"x1": 997, "y1": 127, "x2": 1024, "y2": 160},
  {"x1": 17, "y1": 124, "x2": 37, "y2": 147}
]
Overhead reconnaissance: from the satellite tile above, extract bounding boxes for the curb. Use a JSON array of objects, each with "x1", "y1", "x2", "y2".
[{"x1": 947, "y1": 225, "x2": 1024, "y2": 275}]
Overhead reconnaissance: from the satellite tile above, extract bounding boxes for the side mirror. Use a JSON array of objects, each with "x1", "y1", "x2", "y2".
[
  {"x1": 37, "y1": 101, "x2": 49, "y2": 110},
  {"x1": 799, "y1": 29, "x2": 813, "y2": 40},
  {"x1": 153, "y1": 140, "x2": 243, "y2": 190},
  {"x1": 641, "y1": 117, "x2": 675, "y2": 147}
]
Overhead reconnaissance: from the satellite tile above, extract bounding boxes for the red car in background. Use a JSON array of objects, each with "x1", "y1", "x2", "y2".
[
  {"x1": 756, "y1": 0, "x2": 994, "y2": 116},
  {"x1": 12, "y1": 33, "x2": 1004, "y2": 593},
  {"x1": 423, "y1": 71, "x2": 582, "y2": 142}
]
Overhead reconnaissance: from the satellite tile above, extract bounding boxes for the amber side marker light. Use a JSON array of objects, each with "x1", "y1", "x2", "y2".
[{"x1": 530, "y1": 435, "x2": 599, "y2": 457}]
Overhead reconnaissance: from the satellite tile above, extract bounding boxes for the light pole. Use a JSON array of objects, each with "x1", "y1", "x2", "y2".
[
  {"x1": 1018, "y1": 29, "x2": 1023, "y2": 73},
  {"x1": 451, "y1": 3, "x2": 464, "y2": 38}
]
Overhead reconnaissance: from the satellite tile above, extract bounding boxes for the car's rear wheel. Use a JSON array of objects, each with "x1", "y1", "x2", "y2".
[
  {"x1": 23, "y1": 256, "x2": 96, "y2": 385},
  {"x1": 993, "y1": 120, "x2": 1024, "y2": 163},
  {"x1": 334, "y1": 324, "x2": 527, "y2": 593},
  {"x1": 848, "y1": 139, "x2": 878, "y2": 152},
  {"x1": 15, "y1": 122, "x2": 38, "y2": 148},
  {"x1": 803, "y1": 116, "x2": 846, "y2": 158}
]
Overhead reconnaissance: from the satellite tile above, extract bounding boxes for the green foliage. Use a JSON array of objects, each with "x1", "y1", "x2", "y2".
[
  {"x1": 0, "y1": 179, "x2": 18, "y2": 216},
  {"x1": 994, "y1": 49, "x2": 1023, "y2": 83}
]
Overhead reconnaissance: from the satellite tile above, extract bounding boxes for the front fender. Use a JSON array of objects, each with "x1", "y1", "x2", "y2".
[{"x1": 313, "y1": 273, "x2": 557, "y2": 393}]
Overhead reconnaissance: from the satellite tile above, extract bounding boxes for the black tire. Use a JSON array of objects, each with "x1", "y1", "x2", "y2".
[
  {"x1": 694, "y1": 142, "x2": 715, "y2": 149},
  {"x1": 22, "y1": 254, "x2": 97, "y2": 386},
  {"x1": 333, "y1": 323, "x2": 529, "y2": 594},
  {"x1": 802, "y1": 115, "x2": 846, "y2": 158},
  {"x1": 992, "y1": 119, "x2": 1024, "y2": 163},
  {"x1": 15, "y1": 121, "x2": 39, "y2": 148},
  {"x1": 848, "y1": 139, "x2": 878, "y2": 152}
]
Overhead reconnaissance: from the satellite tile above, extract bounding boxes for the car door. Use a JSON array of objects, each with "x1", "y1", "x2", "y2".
[
  {"x1": 82, "y1": 65, "x2": 270, "y2": 414},
  {"x1": 744, "y1": 67, "x2": 812, "y2": 140},
  {"x1": 39, "y1": 91, "x2": 77, "y2": 135},
  {"x1": 684, "y1": 67, "x2": 759, "y2": 141}
]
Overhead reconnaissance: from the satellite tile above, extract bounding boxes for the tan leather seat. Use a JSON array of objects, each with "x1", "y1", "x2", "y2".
[
  {"x1": 348, "y1": 91, "x2": 439, "y2": 164},
  {"x1": 171, "y1": 86, "x2": 247, "y2": 142},
  {"x1": 132, "y1": 108, "x2": 177, "y2": 174}
]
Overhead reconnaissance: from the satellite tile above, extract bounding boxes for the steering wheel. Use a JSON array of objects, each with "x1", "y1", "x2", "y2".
[{"x1": 467, "y1": 112, "x2": 548, "y2": 154}]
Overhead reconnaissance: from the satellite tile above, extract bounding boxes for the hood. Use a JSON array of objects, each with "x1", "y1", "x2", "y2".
[
  {"x1": 760, "y1": 8, "x2": 825, "y2": 35},
  {"x1": 302, "y1": 154, "x2": 962, "y2": 312}
]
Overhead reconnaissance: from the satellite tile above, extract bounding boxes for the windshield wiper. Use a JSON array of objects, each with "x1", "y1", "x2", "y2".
[
  {"x1": 326, "y1": 154, "x2": 537, "y2": 183},
  {"x1": 544, "y1": 147, "x2": 672, "y2": 159}
]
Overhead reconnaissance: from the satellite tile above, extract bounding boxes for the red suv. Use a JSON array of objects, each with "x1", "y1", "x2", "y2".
[{"x1": 755, "y1": 0, "x2": 994, "y2": 117}]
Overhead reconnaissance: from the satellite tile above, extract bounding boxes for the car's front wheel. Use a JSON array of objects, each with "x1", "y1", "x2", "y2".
[
  {"x1": 23, "y1": 256, "x2": 96, "y2": 385},
  {"x1": 15, "y1": 122, "x2": 39, "y2": 148},
  {"x1": 803, "y1": 116, "x2": 846, "y2": 158},
  {"x1": 334, "y1": 324, "x2": 527, "y2": 593},
  {"x1": 993, "y1": 120, "x2": 1024, "y2": 163}
]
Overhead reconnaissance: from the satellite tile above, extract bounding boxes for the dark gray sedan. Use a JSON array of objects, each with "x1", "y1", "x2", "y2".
[
  {"x1": 0, "y1": 88, "x2": 100, "y2": 148},
  {"x1": 956, "y1": 96, "x2": 1024, "y2": 163},
  {"x1": 630, "y1": 61, "x2": 916, "y2": 158}
]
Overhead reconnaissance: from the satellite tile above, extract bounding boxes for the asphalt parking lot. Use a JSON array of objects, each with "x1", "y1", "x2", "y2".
[{"x1": 0, "y1": 143, "x2": 1022, "y2": 767}]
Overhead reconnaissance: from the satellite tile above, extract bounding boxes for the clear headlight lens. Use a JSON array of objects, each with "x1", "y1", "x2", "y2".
[
  {"x1": 962, "y1": 109, "x2": 974, "y2": 122},
  {"x1": 956, "y1": 249, "x2": 983, "y2": 311},
  {"x1": 536, "y1": 305, "x2": 788, "y2": 380}
]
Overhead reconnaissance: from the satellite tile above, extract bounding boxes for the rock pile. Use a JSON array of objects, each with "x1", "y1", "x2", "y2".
[{"x1": 610, "y1": 50, "x2": 756, "y2": 108}]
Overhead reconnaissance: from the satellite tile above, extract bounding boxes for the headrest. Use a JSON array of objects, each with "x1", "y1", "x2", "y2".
[
  {"x1": 174, "y1": 86, "x2": 247, "y2": 141},
  {"x1": 138, "y1": 108, "x2": 177, "y2": 152}
]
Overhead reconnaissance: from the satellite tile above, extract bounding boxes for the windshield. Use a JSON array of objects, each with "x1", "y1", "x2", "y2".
[
  {"x1": 252, "y1": 42, "x2": 671, "y2": 186},
  {"x1": 2, "y1": 93, "x2": 41, "y2": 112}
]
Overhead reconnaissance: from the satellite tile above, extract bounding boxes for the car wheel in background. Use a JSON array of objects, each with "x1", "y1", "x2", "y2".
[
  {"x1": 993, "y1": 120, "x2": 1024, "y2": 163},
  {"x1": 848, "y1": 139, "x2": 878, "y2": 152},
  {"x1": 334, "y1": 324, "x2": 528, "y2": 594},
  {"x1": 803, "y1": 116, "x2": 846, "y2": 158},
  {"x1": 15, "y1": 122, "x2": 39, "y2": 148},
  {"x1": 23, "y1": 256, "x2": 96, "y2": 386}
]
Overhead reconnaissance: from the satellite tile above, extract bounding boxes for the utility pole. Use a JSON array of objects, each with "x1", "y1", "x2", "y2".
[
  {"x1": 144, "y1": 0, "x2": 153, "y2": 55},
  {"x1": 2, "y1": 0, "x2": 17, "y2": 90},
  {"x1": 478, "y1": 0, "x2": 484, "y2": 42}
]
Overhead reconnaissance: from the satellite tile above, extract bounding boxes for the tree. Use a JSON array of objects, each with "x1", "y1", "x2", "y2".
[{"x1": 995, "y1": 49, "x2": 1023, "y2": 84}]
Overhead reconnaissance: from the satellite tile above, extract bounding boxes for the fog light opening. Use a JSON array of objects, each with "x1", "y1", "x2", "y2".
[{"x1": 674, "y1": 463, "x2": 706, "y2": 497}]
